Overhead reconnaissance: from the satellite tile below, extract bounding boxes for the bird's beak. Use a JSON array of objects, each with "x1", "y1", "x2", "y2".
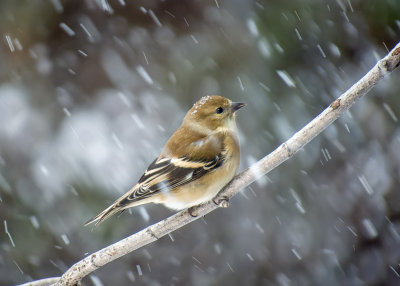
[{"x1": 231, "y1": 102, "x2": 246, "y2": 113}]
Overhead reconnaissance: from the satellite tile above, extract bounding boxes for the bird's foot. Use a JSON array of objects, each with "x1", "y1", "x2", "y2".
[
  {"x1": 188, "y1": 206, "x2": 199, "y2": 217},
  {"x1": 213, "y1": 196, "x2": 230, "y2": 208}
]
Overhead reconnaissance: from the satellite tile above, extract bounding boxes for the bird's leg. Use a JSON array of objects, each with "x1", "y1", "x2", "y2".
[{"x1": 213, "y1": 195, "x2": 230, "y2": 208}]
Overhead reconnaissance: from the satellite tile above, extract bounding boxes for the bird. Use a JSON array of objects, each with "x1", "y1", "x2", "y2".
[{"x1": 85, "y1": 95, "x2": 245, "y2": 227}]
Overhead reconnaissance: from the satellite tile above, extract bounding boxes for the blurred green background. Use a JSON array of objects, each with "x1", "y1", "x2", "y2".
[{"x1": 0, "y1": 0, "x2": 400, "y2": 285}]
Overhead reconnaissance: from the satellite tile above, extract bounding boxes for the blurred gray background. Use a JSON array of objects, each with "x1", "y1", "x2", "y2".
[{"x1": 1, "y1": 0, "x2": 400, "y2": 285}]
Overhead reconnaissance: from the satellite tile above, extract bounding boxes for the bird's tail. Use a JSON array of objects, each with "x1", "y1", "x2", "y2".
[
  {"x1": 84, "y1": 203, "x2": 122, "y2": 228},
  {"x1": 84, "y1": 186, "x2": 152, "y2": 228}
]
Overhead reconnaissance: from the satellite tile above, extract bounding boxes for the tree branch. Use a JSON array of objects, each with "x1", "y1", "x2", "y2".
[
  {"x1": 19, "y1": 277, "x2": 60, "y2": 286},
  {"x1": 24, "y1": 41, "x2": 400, "y2": 286}
]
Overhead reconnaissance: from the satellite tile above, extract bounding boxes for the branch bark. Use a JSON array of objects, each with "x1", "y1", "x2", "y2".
[
  {"x1": 19, "y1": 277, "x2": 60, "y2": 286},
  {"x1": 23, "y1": 41, "x2": 400, "y2": 286}
]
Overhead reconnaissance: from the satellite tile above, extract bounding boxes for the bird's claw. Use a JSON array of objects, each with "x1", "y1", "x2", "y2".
[
  {"x1": 188, "y1": 206, "x2": 199, "y2": 217},
  {"x1": 213, "y1": 196, "x2": 230, "y2": 208}
]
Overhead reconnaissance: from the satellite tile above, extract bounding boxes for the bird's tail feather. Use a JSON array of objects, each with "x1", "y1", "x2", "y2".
[
  {"x1": 84, "y1": 193, "x2": 151, "y2": 228},
  {"x1": 84, "y1": 204, "x2": 122, "y2": 228}
]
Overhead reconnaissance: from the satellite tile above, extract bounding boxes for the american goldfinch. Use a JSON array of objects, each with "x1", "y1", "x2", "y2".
[{"x1": 85, "y1": 95, "x2": 245, "y2": 226}]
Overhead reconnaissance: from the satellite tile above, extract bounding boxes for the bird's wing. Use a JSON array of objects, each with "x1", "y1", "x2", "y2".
[
  {"x1": 118, "y1": 153, "x2": 224, "y2": 204},
  {"x1": 120, "y1": 131, "x2": 226, "y2": 204},
  {"x1": 85, "y1": 153, "x2": 224, "y2": 227}
]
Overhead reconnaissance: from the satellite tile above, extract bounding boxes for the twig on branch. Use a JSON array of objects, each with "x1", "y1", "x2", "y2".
[{"x1": 23, "y1": 41, "x2": 400, "y2": 286}]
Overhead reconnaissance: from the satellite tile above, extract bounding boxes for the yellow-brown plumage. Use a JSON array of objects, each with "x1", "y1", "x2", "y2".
[{"x1": 85, "y1": 95, "x2": 245, "y2": 227}]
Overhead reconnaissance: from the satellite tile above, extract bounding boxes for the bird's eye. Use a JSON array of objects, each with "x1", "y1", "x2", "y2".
[{"x1": 215, "y1": 107, "x2": 224, "y2": 114}]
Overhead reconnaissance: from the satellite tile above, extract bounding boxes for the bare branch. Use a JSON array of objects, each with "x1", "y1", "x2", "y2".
[
  {"x1": 19, "y1": 277, "x2": 60, "y2": 286},
  {"x1": 27, "y1": 41, "x2": 400, "y2": 286}
]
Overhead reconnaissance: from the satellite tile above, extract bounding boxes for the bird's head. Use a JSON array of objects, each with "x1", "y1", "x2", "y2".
[{"x1": 184, "y1": 95, "x2": 246, "y2": 132}]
